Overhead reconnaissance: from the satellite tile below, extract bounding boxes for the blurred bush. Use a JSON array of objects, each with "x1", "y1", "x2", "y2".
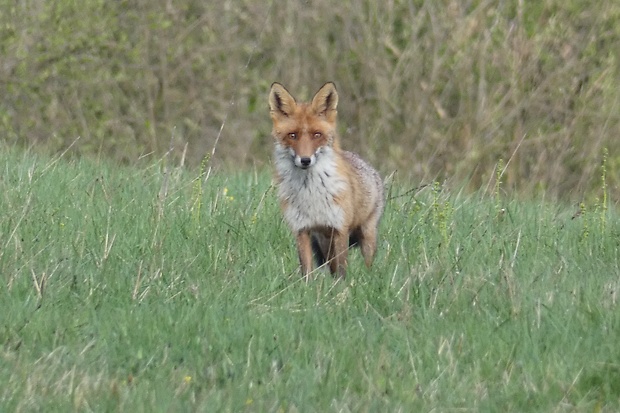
[{"x1": 1, "y1": 0, "x2": 619, "y2": 200}]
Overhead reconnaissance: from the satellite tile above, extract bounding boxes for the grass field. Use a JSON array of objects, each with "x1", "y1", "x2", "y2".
[{"x1": 1, "y1": 148, "x2": 619, "y2": 412}]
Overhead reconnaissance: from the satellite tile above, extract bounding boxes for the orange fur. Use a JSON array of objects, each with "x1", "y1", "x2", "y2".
[{"x1": 269, "y1": 82, "x2": 384, "y2": 279}]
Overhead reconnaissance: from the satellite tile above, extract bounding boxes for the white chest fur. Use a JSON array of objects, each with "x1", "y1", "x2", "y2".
[{"x1": 274, "y1": 145, "x2": 348, "y2": 233}]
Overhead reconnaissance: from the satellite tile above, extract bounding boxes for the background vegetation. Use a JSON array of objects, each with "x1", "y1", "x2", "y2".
[
  {"x1": 1, "y1": 147, "x2": 619, "y2": 411},
  {"x1": 1, "y1": 0, "x2": 619, "y2": 200}
]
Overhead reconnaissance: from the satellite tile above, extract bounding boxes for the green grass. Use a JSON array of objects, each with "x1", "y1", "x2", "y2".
[{"x1": 1, "y1": 148, "x2": 619, "y2": 412}]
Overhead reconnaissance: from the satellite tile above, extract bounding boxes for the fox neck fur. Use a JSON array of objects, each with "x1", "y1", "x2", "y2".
[{"x1": 274, "y1": 142, "x2": 348, "y2": 233}]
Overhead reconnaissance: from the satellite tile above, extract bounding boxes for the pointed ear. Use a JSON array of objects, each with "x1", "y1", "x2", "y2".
[
  {"x1": 269, "y1": 83, "x2": 297, "y2": 118},
  {"x1": 311, "y1": 82, "x2": 338, "y2": 116}
]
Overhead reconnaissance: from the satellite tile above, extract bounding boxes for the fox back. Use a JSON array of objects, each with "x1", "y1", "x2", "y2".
[{"x1": 269, "y1": 82, "x2": 384, "y2": 279}]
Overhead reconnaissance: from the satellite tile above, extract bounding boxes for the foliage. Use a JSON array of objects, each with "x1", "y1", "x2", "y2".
[{"x1": 1, "y1": 0, "x2": 619, "y2": 199}]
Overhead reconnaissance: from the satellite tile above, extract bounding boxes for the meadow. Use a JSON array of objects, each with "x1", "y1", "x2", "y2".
[
  {"x1": 2, "y1": 1, "x2": 620, "y2": 411},
  {"x1": 1, "y1": 147, "x2": 619, "y2": 412}
]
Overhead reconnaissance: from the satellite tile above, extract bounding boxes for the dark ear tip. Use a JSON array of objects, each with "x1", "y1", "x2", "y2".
[
  {"x1": 319, "y1": 82, "x2": 337, "y2": 93},
  {"x1": 270, "y1": 82, "x2": 294, "y2": 100}
]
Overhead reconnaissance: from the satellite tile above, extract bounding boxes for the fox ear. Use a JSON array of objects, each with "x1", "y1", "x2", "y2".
[
  {"x1": 311, "y1": 82, "x2": 338, "y2": 117},
  {"x1": 269, "y1": 83, "x2": 296, "y2": 117}
]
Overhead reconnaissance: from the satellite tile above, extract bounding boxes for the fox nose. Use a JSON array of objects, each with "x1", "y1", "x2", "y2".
[{"x1": 299, "y1": 157, "x2": 312, "y2": 168}]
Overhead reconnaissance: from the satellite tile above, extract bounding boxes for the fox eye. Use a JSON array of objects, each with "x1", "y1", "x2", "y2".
[
  {"x1": 313, "y1": 132, "x2": 322, "y2": 139},
  {"x1": 288, "y1": 132, "x2": 297, "y2": 140}
]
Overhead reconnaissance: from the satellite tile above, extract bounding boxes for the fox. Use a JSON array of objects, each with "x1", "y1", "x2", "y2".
[{"x1": 268, "y1": 82, "x2": 384, "y2": 279}]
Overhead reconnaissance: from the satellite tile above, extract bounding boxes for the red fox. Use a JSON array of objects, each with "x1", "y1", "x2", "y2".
[{"x1": 268, "y1": 82, "x2": 384, "y2": 279}]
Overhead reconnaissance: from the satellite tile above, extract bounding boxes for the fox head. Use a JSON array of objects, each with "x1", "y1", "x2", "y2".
[{"x1": 269, "y1": 82, "x2": 339, "y2": 169}]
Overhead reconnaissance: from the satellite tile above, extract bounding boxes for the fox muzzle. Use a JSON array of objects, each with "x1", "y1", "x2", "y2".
[{"x1": 295, "y1": 154, "x2": 316, "y2": 169}]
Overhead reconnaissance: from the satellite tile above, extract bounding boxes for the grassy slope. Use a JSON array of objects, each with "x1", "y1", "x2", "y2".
[{"x1": 1, "y1": 149, "x2": 619, "y2": 412}]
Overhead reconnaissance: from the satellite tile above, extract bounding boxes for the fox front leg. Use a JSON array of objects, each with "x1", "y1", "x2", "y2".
[
  {"x1": 296, "y1": 231, "x2": 314, "y2": 281},
  {"x1": 328, "y1": 229, "x2": 349, "y2": 278}
]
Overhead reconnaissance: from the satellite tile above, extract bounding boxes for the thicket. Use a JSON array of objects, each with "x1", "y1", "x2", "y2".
[{"x1": 1, "y1": 0, "x2": 619, "y2": 200}]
